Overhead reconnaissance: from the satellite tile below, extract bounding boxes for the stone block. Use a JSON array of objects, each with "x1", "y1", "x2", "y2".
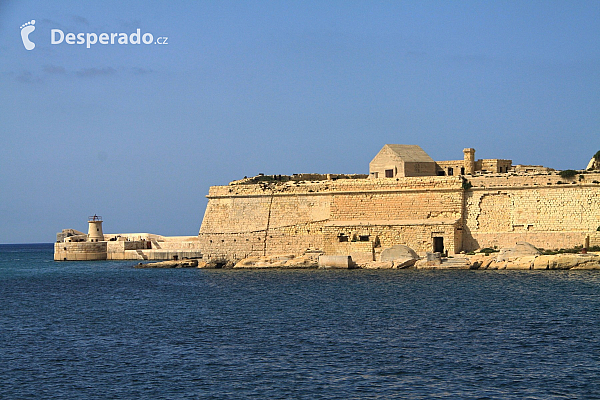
[
  {"x1": 361, "y1": 261, "x2": 394, "y2": 269},
  {"x1": 318, "y1": 255, "x2": 353, "y2": 269}
]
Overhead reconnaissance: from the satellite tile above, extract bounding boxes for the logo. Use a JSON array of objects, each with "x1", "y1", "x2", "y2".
[
  {"x1": 51, "y1": 29, "x2": 167, "y2": 48},
  {"x1": 20, "y1": 20, "x2": 36, "y2": 50},
  {"x1": 19, "y1": 19, "x2": 168, "y2": 50}
]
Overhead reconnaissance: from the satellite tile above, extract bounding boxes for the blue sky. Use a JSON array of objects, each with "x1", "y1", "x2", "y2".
[{"x1": 1, "y1": 1, "x2": 599, "y2": 243}]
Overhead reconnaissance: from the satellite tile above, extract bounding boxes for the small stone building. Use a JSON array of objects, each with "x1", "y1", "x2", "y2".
[{"x1": 369, "y1": 144, "x2": 437, "y2": 178}]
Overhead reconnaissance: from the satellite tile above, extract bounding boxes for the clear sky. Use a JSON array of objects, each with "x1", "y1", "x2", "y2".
[{"x1": 1, "y1": 1, "x2": 599, "y2": 244}]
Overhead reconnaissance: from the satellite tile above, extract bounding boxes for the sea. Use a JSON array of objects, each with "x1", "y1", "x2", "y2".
[{"x1": 1, "y1": 243, "x2": 599, "y2": 399}]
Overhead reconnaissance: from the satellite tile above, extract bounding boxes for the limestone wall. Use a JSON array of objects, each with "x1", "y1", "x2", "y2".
[
  {"x1": 106, "y1": 241, "x2": 147, "y2": 253},
  {"x1": 198, "y1": 222, "x2": 326, "y2": 261},
  {"x1": 330, "y1": 189, "x2": 462, "y2": 221},
  {"x1": 463, "y1": 173, "x2": 600, "y2": 251},
  {"x1": 55, "y1": 238, "x2": 205, "y2": 261},
  {"x1": 198, "y1": 176, "x2": 464, "y2": 260},
  {"x1": 199, "y1": 182, "x2": 332, "y2": 260},
  {"x1": 590, "y1": 232, "x2": 600, "y2": 247},
  {"x1": 54, "y1": 242, "x2": 107, "y2": 261},
  {"x1": 323, "y1": 220, "x2": 459, "y2": 258},
  {"x1": 153, "y1": 241, "x2": 202, "y2": 250},
  {"x1": 107, "y1": 249, "x2": 204, "y2": 260},
  {"x1": 435, "y1": 160, "x2": 465, "y2": 176},
  {"x1": 475, "y1": 159, "x2": 512, "y2": 173},
  {"x1": 198, "y1": 172, "x2": 600, "y2": 260}
]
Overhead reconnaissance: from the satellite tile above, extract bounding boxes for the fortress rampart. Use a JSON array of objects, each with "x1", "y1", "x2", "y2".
[
  {"x1": 55, "y1": 242, "x2": 108, "y2": 261},
  {"x1": 464, "y1": 174, "x2": 600, "y2": 250},
  {"x1": 198, "y1": 172, "x2": 600, "y2": 262}
]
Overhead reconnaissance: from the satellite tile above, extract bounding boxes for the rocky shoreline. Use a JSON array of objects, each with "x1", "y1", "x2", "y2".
[{"x1": 135, "y1": 243, "x2": 600, "y2": 271}]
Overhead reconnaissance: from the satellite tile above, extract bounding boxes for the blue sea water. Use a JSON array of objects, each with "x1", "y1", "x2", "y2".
[{"x1": 1, "y1": 244, "x2": 600, "y2": 399}]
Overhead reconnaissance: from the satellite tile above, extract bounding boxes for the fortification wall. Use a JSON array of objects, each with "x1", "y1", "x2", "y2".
[
  {"x1": 201, "y1": 176, "x2": 463, "y2": 231},
  {"x1": 106, "y1": 249, "x2": 204, "y2": 260},
  {"x1": 463, "y1": 173, "x2": 600, "y2": 251},
  {"x1": 199, "y1": 182, "x2": 331, "y2": 260},
  {"x1": 323, "y1": 220, "x2": 459, "y2": 259},
  {"x1": 198, "y1": 176, "x2": 464, "y2": 260},
  {"x1": 198, "y1": 172, "x2": 600, "y2": 260},
  {"x1": 590, "y1": 232, "x2": 600, "y2": 247},
  {"x1": 54, "y1": 242, "x2": 107, "y2": 261},
  {"x1": 152, "y1": 241, "x2": 202, "y2": 250},
  {"x1": 106, "y1": 241, "x2": 147, "y2": 253}
]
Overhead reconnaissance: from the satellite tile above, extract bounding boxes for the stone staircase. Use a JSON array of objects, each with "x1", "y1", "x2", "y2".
[{"x1": 136, "y1": 249, "x2": 148, "y2": 260}]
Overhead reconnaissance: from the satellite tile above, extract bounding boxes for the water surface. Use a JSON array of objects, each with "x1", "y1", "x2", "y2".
[{"x1": 1, "y1": 244, "x2": 599, "y2": 399}]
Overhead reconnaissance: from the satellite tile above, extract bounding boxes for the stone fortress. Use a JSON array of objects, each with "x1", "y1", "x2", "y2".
[{"x1": 55, "y1": 145, "x2": 600, "y2": 267}]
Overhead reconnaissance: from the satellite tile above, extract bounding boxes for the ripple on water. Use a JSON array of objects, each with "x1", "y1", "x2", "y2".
[{"x1": 1, "y1": 247, "x2": 599, "y2": 399}]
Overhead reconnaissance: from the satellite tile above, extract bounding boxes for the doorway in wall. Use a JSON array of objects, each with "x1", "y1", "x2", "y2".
[{"x1": 433, "y1": 237, "x2": 444, "y2": 253}]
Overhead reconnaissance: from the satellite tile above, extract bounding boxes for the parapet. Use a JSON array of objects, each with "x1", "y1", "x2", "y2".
[{"x1": 230, "y1": 173, "x2": 369, "y2": 185}]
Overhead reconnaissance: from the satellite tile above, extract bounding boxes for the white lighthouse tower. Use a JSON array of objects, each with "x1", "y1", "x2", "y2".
[{"x1": 87, "y1": 214, "x2": 104, "y2": 242}]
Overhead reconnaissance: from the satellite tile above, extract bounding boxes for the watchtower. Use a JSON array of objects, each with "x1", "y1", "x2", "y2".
[
  {"x1": 87, "y1": 215, "x2": 104, "y2": 242},
  {"x1": 463, "y1": 148, "x2": 475, "y2": 175}
]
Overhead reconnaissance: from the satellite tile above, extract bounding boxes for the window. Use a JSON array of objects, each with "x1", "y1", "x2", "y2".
[
  {"x1": 338, "y1": 234, "x2": 349, "y2": 242},
  {"x1": 359, "y1": 235, "x2": 370, "y2": 242},
  {"x1": 461, "y1": 167, "x2": 465, "y2": 175},
  {"x1": 385, "y1": 169, "x2": 394, "y2": 178},
  {"x1": 448, "y1": 167, "x2": 454, "y2": 176}
]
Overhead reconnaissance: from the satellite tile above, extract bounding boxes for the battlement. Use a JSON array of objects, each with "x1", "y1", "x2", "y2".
[
  {"x1": 230, "y1": 173, "x2": 368, "y2": 185},
  {"x1": 209, "y1": 175, "x2": 463, "y2": 198},
  {"x1": 199, "y1": 169, "x2": 600, "y2": 262}
]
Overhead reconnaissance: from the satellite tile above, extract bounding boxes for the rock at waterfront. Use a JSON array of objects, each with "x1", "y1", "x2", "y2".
[
  {"x1": 360, "y1": 261, "x2": 394, "y2": 269},
  {"x1": 548, "y1": 254, "x2": 600, "y2": 270},
  {"x1": 496, "y1": 242, "x2": 541, "y2": 262},
  {"x1": 234, "y1": 254, "x2": 318, "y2": 269},
  {"x1": 467, "y1": 254, "x2": 495, "y2": 270},
  {"x1": 533, "y1": 255, "x2": 551, "y2": 270},
  {"x1": 416, "y1": 255, "x2": 472, "y2": 269},
  {"x1": 469, "y1": 252, "x2": 600, "y2": 270},
  {"x1": 380, "y1": 245, "x2": 420, "y2": 268},
  {"x1": 135, "y1": 259, "x2": 198, "y2": 268},
  {"x1": 504, "y1": 255, "x2": 537, "y2": 270}
]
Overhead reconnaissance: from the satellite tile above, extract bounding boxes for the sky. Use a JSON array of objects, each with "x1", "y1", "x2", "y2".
[{"x1": 1, "y1": 1, "x2": 599, "y2": 244}]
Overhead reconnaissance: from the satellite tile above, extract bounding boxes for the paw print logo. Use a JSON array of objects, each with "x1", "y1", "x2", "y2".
[{"x1": 20, "y1": 20, "x2": 36, "y2": 50}]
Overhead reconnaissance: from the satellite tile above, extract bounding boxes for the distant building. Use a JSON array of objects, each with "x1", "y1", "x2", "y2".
[
  {"x1": 369, "y1": 144, "x2": 437, "y2": 178},
  {"x1": 370, "y1": 144, "x2": 513, "y2": 178}
]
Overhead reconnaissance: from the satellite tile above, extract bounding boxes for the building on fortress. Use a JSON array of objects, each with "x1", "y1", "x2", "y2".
[
  {"x1": 55, "y1": 145, "x2": 600, "y2": 262},
  {"x1": 368, "y1": 144, "x2": 514, "y2": 178}
]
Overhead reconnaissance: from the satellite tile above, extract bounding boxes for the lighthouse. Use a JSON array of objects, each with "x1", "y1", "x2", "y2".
[{"x1": 87, "y1": 215, "x2": 104, "y2": 242}]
